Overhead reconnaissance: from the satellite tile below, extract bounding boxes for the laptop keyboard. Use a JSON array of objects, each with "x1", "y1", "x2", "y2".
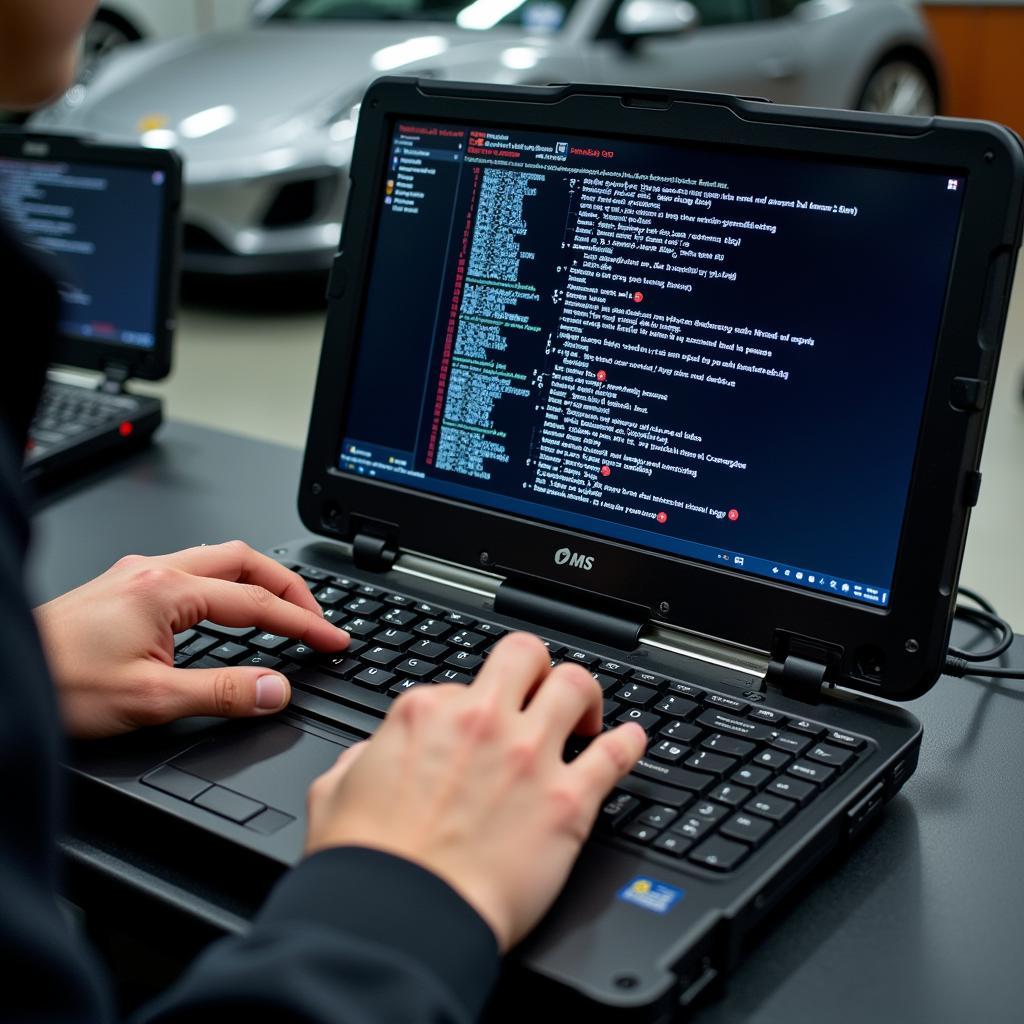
[
  {"x1": 173, "y1": 562, "x2": 868, "y2": 873},
  {"x1": 29, "y1": 383, "x2": 140, "y2": 451}
]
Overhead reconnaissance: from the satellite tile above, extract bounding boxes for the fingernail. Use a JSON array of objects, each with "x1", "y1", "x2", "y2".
[{"x1": 256, "y1": 674, "x2": 287, "y2": 710}]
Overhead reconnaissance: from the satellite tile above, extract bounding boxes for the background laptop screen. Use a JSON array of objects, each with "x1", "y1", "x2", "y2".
[
  {"x1": 0, "y1": 154, "x2": 165, "y2": 350},
  {"x1": 337, "y1": 118, "x2": 965, "y2": 608}
]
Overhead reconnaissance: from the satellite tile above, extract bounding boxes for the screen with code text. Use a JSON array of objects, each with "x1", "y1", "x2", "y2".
[{"x1": 337, "y1": 119, "x2": 966, "y2": 607}]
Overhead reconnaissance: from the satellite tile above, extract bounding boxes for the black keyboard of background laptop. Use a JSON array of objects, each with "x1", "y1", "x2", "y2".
[
  {"x1": 28, "y1": 382, "x2": 141, "y2": 459},
  {"x1": 173, "y1": 563, "x2": 869, "y2": 872}
]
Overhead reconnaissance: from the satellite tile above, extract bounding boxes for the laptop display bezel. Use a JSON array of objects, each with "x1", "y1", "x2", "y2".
[
  {"x1": 300, "y1": 78, "x2": 1023, "y2": 701},
  {"x1": 0, "y1": 130, "x2": 181, "y2": 381}
]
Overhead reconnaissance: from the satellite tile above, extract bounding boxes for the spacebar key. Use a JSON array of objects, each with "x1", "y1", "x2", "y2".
[
  {"x1": 290, "y1": 669, "x2": 393, "y2": 716},
  {"x1": 631, "y1": 758, "x2": 712, "y2": 795}
]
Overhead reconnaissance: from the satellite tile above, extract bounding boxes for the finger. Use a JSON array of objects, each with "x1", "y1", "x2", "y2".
[
  {"x1": 322, "y1": 741, "x2": 369, "y2": 786},
  {"x1": 523, "y1": 662, "x2": 603, "y2": 743},
  {"x1": 470, "y1": 632, "x2": 552, "y2": 709},
  {"x1": 565, "y1": 722, "x2": 647, "y2": 807},
  {"x1": 149, "y1": 541, "x2": 323, "y2": 616},
  {"x1": 172, "y1": 574, "x2": 348, "y2": 650},
  {"x1": 147, "y1": 664, "x2": 292, "y2": 722}
]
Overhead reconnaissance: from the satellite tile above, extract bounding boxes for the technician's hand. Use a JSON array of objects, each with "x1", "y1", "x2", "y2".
[
  {"x1": 305, "y1": 632, "x2": 647, "y2": 952},
  {"x1": 34, "y1": 540, "x2": 349, "y2": 739}
]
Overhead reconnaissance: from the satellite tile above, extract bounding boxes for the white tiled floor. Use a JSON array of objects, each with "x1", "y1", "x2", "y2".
[{"x1": 138, "y1": 267, "x2": 1024, "y2": 628}]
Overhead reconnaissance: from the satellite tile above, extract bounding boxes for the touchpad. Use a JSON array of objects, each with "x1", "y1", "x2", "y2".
[{"x1": 170, "y1": 720, "x2": 349, "y2": 815}]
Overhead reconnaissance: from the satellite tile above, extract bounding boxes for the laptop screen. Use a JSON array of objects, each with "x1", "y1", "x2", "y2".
[
  {"x1": 336, "y1": 118, "x2": 966, "y2": 608},
  {"x1": 0, "y1": 154, "x2": 166, "y2": 350}
]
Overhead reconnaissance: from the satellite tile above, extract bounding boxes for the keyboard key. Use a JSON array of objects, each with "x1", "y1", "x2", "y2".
[
  {"x1": 445, "y1": 650, "x2": 483, "y2": 672},
  {"x1": 617, "y1": 775, "x2": 695, "y2": 809},
  {"x1": 631, "y1": 758, "x2": 712, "y2": 794},
  {"x1": 342, "y1": 618, "x2": 379, "y2": 638},
  {"x1": 180, "y1": 635, "x2": 217, "y2": 659},
  {"x1": 355, "y1": 583, "x2": 381, "y2": 596},
  {"x1": 597, "y1": 659, "x2": 630, "y2": 676},
  {"x1": 446, "y1": 611, "x2": 477, "y2": 627},
  {"x1": 271, "y1": 688, "x2": 381, "y2": 736},
  {"x1": 361, "y1": 646, "x2": 400, "y2": 668},
  {"x1": 825, "y1": 729, "x2": 865, "y2": 751},
  {"x1": 720, "y1": 813, "x2": 775, "y2": 846},
  {"x1": 408, "y1": 638, "x2": 447, "y2": 660},
  {"x1": 671, "y1": 815, "x2": 715, "y2": 842},
  {"x1": 598, "y1": 792, "x2": 640, "y2": 831},
  {"x1": 475, "y1": 622, "x2": 506, "y2": 637},
  {"x1": 189, "y1": 656, "x2": 227, "y2": 670},
  {"x1": 209, "y1": 641, "x2": 249, "y2": 663},
  {"x1": 807, "y1": 743, "x2": 856, "y2": 770},
  {"x1": 313, "y1": 586, "x2": 347, "y2": 607},
  {"x1": 753, "y1": 748, "x2": 791, "y2": 771},
  {"x1": 689, "y1": 835, "x2": 749, "y2": 871},
  {"x1": 615, "y1": 682, "x2": 657, "y2": 707},
  {"x1": 766, "y1": 776, "x2": 816, "y2": 806},
  {"x1": 637, "y1": 805, "x2": 678, "y2": 829},
  {"x1": 281, "y1": 643, "x2": 318, "y2": 663},
  {"x1": 291, "y1": 670, "x2": 392, "y2": 716},
  {"x1": 329, "y1": 575, "x2": 357, "y2": 590},
  {"x1": 732, "y1": 765, "x2": 771, "y2": 789},
  {"x1": 354, "y1": 667, "x2": 394, "y2": 690},
  {"x1": 702, "y1": 733, "x2": 755, "y2": 759},
  {"x1": 450, "y1": 630, "x2": 486, "y2": 651},
  {"x1": 539, "y1": 639, "x2": 565, "y2": 657},
  {"x1": 383, "y1": 592, "x2": 412, "y2": 607},
  {"x1": 414, "y1": 619, "x2": 450, "y2": 639},
  {"x1": 565, "y1": 650, "x2": 598, "y2": 668},
  {"x1": 708, "y1": 782, "x2": 751, "y2": 807},
  {"x1": 381, "y1": 608, "x2": 418, "y2": 628},
  {"x1": 654, "y1": 695, "x2": 698, "y2": 719},
  {"x1": 322, "y1": 607, "x2": 345, "y2": 624},
  {"x1": 239, "y1": 652, "x2": 282, "y2": 670},
  {"x1": 621, "y1": 821, "x2": 659, "y2": 844},
  {"x1": 648, "y1": 739, "x2": 688, "y2": 764},
  {"x1": 320, "y1": 653, "x2": 360, "y2": 677},
  {"x1": 697, "y1": 710, "x2": 771, "y2": 741},
  {"x1": 616, "y1": 709, "x2": 662, "y2": 735},
  {"x1": 415, "y1": 602, "x2": 442, "y2": 615},
  {"x1": 683, "y1": 751, "x2": 736, "y2": 778},
  {"x1": 748, "y1": 707, "x2": 786, "y2": 724},
  {"x1": 394, "y1": 657, "x2": 436, "y2": 678},
  {"x1": 665, "y1": 680, "x2": 706, "y2": 701},
  {"x1": 434, "y1": 668, "x2": 472, "y2": 684},
  {"x1": 653, "y1": 833, "x2": 691, "y2": 857},
  {"x1": 173, "y1": 629, "x2": 197, "y2": 650},
  {"x1": 745, "y1": 794, "x2": 797, "y2": 824},
  {"x1": 703, "y1": 693, "x2": 750, "y2": 715},
  {"x1": 660, "y1": 720, "x2": 701, "y2": 744},
  {"x1": 602, "y1": 698, "x2": 621, "y2": 719},
  {"x1": 631, "y1": 670, "x2": 667, "y2": 688},
  {"x1": 344, "y1": 597, "x2": 383, "y2": 616},
  {"x1": 769, "y1": 732, "x2": 811, "y2": 756},
  {"x1": 374, "y1": 628, "x2": 415, "y2": 649},
  {"x1": 389, "y1": 678, "x2": 431, "y2": 696},
  {"x1": 593, "y1": 672, "x2": 620, "y2": 694},
  {"x1": 787, "y1": 718, "x2": 826, "y2": 739},
  {"x1": 298, "y1": 566, "x2": 328, "y2": 582},
  {"x1": 691, "y1": 800, "x2": 729, "y2": 824}
]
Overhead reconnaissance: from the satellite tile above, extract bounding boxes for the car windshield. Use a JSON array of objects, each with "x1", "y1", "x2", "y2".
[{"x1": 267, "y1": 0, "x2": 576, "y2": 32}]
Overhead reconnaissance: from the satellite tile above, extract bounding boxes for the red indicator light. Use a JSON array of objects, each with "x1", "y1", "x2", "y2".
[
  {"x1": 656, "y1": 511, "x2": 668, "y2": 524},
  {"x1": 596, "y1": 369, "x2": 607, "y2": 382},
  {"x1": 727, "y1": 508, "x2": 739, "y2": 521},
  {"x1": 118, "y1": 421, "x2": 134, "y2": 437},
  {"x1": 600, "y1": 465, "x2": 611, "y2": 477},
  {"x1": 633, "y1": 291, "x2": 643, "y2": 303}
]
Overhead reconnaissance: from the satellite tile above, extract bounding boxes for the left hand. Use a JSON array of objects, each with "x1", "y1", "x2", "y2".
[{"x1": 34, "y1": 540, "x2": 349, "y2": 739}]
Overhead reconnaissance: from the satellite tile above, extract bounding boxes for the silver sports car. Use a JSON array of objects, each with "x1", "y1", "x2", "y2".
[{"x1": 32, "y1": 0, "x2": 942, "y2": 275}]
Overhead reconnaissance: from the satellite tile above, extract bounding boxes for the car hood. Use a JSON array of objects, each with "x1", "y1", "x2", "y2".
[{"x1": 36, "y1": 24, "x2": 533, "y2": 147}]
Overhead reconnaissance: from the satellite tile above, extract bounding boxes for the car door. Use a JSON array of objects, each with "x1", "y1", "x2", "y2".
[{"x1": 589, "y1": 0, "x2": 809, "y2": 105}]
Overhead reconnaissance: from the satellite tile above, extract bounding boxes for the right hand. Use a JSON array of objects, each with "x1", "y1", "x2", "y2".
[{"x1": 305, "y1": 632, "x2": 647, "y2": 952}]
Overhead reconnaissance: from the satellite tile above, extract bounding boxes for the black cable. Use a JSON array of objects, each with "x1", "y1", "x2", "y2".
[{"x1": 945, "y1": 588, "x2": 1023, "y2": 679}]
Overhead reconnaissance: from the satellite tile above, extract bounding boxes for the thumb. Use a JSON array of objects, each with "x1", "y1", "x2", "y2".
[{"x1": 155, "y1": 665, "x2": 292, "y2": 720}]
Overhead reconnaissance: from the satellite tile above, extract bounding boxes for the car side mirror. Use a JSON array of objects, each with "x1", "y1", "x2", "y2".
[{"x1": 615, "y1": 0, "x2": 700, "y2": 46}]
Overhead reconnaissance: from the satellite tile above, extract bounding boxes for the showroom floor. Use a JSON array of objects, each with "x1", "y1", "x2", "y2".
[{"x1": 136, "y1": 265, "x2": 1024, "y2": 630}]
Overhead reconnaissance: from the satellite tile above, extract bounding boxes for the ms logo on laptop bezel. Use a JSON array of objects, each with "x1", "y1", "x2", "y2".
[{"x1": 554, "y1": 547, "x2": 594, "y2": 571}]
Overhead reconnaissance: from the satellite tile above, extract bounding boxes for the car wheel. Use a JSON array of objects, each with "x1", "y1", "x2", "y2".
[
  {"x1": 80, "y1": 13, "x2": 142, "y2": 79},
  {"x1": 856, "y1": 58, "x2": 937, "y2": 117}
]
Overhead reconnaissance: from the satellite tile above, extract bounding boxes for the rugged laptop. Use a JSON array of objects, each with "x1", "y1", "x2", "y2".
[
  {"x1": 67, "y1": 81, "x2": 1022, "y2": 1020},
  {"x1": 0, "y1": 131, "x2": 180, "y2": 487}
]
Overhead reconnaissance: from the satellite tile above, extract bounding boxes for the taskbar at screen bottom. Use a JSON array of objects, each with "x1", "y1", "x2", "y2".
[{"x1": 339, "y1": 440, "x2": 891, "y2": 609}]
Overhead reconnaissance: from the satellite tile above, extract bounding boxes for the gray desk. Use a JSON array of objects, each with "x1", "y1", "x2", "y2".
[{"x1": 28, "y1": 421, "x2": 1024, "y2": 1023}]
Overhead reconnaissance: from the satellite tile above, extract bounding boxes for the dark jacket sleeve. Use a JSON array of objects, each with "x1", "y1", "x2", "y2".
[
  {"x1": 137, "y1": 848, "x2": 499, "y2": 1024},
  {"x1": 0, "y1": 223, "x2": 500, "y2": 1023}
]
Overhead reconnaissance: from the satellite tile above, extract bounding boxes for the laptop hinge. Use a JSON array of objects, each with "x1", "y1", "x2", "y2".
[
  {"x1": 494, "y1": 572, "x2": 646, "y2": 650},
  {"x1": 98, "y1": 361, "x2": 131, "y2": 395},
  {"x1": 352, "y1": 532, "x2": 398, "y2": 573},
  {"x1": 764, "y1": 631, "x2": 843, "y2": 704}
]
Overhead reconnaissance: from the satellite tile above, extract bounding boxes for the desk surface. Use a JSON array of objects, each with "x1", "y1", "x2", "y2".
[{"x1": 28, "y1": 421, "x2": 1024, "y2": 1024}]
